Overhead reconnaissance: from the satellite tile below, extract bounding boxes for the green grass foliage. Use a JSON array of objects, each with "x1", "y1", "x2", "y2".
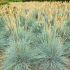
[{"x1": 1, "y1": 11, "x2": 69, "y2": 70}]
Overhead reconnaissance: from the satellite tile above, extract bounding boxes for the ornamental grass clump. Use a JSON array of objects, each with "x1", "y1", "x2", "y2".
[
  {"x1": 3, "y1": 11, "x2": 68, "y2": 70},
  {"x1": 35, "y1": 22, "x2": 68, "y2": 70},
  {"x1": 3, "y1": 14, "x2": 44, "y2": 70}
]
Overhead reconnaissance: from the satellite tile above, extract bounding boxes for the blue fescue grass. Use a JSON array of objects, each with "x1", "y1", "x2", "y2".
[{"x1": 0, "y1": 11, "x2": 69, "y2": 70}]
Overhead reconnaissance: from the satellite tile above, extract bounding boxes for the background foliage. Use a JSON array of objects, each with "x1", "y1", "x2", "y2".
[{"x1": 0, "y1": 0, "x2": 69, "y2": 3}]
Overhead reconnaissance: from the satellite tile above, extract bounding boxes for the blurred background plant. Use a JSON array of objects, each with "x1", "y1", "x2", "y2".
[{"x1": 0, "y1": 0, "x2": 69, "y2": 3}]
